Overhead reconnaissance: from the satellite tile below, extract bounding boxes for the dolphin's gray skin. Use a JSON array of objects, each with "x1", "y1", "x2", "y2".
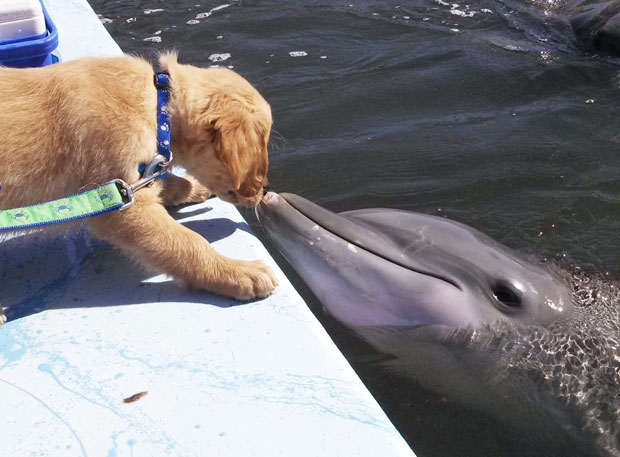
[
  {"x1": 562, "y1": 0, "x2": 620, "y2": 55},
  {"x1": 257, "y1": 192, "x2": 620, "y2": 456},
  {"x1": 257, "y1": 192, "x2": 574, "y2": 329}
]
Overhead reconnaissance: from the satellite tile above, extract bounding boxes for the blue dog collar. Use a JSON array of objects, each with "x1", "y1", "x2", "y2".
[
  {"x1": 133, "y1": 72, "x2": 173, "y2": 186},
  {"x1": 154, "y1": 71, "x2": 172, "y2": 165}
]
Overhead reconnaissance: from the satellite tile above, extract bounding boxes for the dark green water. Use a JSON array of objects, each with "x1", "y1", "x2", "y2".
[{"x1": 90, "y1": 1, "x2": 620, "y2": 455}]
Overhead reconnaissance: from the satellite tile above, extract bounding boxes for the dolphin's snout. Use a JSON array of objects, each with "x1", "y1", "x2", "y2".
[
  {"x1": 261, "y1": 191, "x2": 279, "y2": 206},
  {"x1": 257, "y1": 191, "x2": 286, "y2": 223}
]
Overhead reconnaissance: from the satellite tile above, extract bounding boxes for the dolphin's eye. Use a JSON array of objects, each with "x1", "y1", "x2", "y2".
[{"x1": 492, "y1": 281, "x2": 522, "y2": 311}]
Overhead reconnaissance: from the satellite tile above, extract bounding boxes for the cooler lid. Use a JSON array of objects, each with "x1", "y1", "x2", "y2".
[{"x1": 0, "y1": 0, "x2": 46, "y2": 42}]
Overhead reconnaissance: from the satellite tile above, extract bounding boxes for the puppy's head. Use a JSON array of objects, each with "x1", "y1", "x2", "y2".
[
  {"x1": 206, "y1": 90, "x2": 271, "y2": 207},
  {"x1": 161, "y1": 53, "x2": 272, "y2": 207}
]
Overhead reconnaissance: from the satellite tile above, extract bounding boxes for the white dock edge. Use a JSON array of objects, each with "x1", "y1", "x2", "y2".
[{"x1": 0, "y1": 1, "x2": 416, "y2": 456}]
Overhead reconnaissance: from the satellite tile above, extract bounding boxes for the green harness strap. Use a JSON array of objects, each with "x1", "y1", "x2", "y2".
[{"x1": 0, "y1": 181, "x2": 128, "y2": 232}]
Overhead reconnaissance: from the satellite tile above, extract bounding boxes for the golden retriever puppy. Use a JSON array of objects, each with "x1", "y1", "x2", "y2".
[{"x1": 0, "y1": 53, "x2": 278, "y2": 310}]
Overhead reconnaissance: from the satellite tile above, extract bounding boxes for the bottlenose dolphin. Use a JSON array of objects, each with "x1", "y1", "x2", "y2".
[
  {"x1": 257, "y1": 192, "x2": 620, "y2": 456},
  {"x1": 257, "y1": 192, "x2": 574, "y2": 329}
]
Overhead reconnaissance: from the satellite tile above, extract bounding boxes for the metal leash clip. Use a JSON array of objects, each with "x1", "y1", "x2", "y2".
[{"x1": 114, "y1": 153, "x2": 172, "y2": 209}]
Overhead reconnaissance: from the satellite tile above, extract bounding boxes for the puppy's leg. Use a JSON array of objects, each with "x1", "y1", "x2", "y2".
[
  {"x1": 0, "y1": 307, "x2": 6, "y2": 326},
  {"x1": 161, "y1": 173, "x2": 211, "y2": 207},
  {"x1": 89, "y1": 194, "x2": 277, "y2": 300}
]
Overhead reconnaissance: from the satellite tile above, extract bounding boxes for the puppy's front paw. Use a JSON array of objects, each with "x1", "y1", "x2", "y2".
[
  {"x1": 0, "y1": 308, "x2": 6, "y2": 326},
  {"x1": 218, "y1": 259, "x2": 279, "y2": 300},
  {"x1": 163, "y1": 174, "x2": 211, "y2": 207},
  {"x1": 182, "y1": 176, "x2": 211, "y2": 204}
]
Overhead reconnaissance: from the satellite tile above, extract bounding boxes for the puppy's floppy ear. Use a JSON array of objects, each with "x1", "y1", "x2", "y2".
[{"x1": 204, "y1": 94, "x2": 270, "y2": 198}]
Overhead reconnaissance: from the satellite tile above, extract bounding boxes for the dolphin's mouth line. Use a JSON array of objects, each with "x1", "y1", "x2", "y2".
[{"x1": 281, "y1": 195, "x2": 463, "y2": 292}]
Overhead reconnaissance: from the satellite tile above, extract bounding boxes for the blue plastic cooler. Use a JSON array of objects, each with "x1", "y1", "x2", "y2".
[{"x1": 0, "y1": 1, "x2": 58, "y2": 67}]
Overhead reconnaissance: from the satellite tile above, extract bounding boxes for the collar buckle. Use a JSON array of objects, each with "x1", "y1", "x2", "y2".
[{"x1": 154, "y1": 71, "x2": 170, "y2": 89}]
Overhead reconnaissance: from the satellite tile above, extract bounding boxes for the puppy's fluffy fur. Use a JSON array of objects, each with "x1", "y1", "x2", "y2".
[{"x1": 0, "y1": 53, "x2": 278, "y2": 308}]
